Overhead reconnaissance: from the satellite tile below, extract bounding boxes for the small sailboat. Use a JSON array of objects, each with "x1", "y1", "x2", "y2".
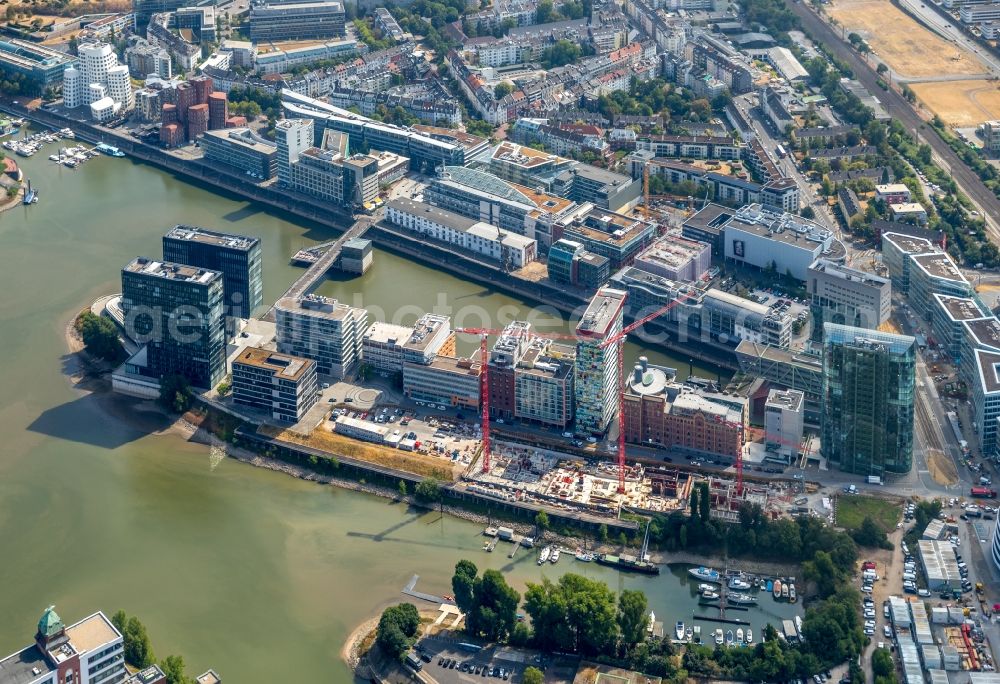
[
  {"x1": 698, "y1": 583, "x2": 715, "y2": 594},
  {"x1": 765, "y1": 579, "x2": 774, "y2": 593},
  {"x1": 714, "y1": 629, "x2": 724, "y2": 645},
  {"x1": 575, "y1": 549, "x2": 594, "y2": 562},
  {"x1": 700, "y1": 590, "x2": 720, "y2": 601},
  {"x1": 746, "y1": 628, "x2": 753, "y2": 643},
  {"x1": 686, "y1": 626, "x2": 693, "y2": 639},
  {"x1": 675, "y1": 621, "x2": 685, "y2": 641},
  {"x1": 538, "y1": 546, "x2": 551, "y2": 565},
  {"x1": 773, "y1": 579, "x2": 782, "y2": 599},
  {"x1": 728, "y1": 592, "x2": 757, "y2": 605},
  {"x1": 736, "y1": 628, "x2": 745, "y2": 643},
  {"x1": 781, "y1": 583, "x2": 789, "y2": 600},
  {"x1": 726, "y1": 630, "x2": 735, "y2": 646},
  {"x1": 550, "y1": 547, "x2": 560, "y2": 564},
  {"x1": 789, "y1": 583, "x2": 797, "y2": 603}
]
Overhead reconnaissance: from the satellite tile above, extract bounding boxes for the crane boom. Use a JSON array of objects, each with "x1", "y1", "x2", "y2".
[{"x1": 595, "y1": 289, "x2": 700, "y2": 493}]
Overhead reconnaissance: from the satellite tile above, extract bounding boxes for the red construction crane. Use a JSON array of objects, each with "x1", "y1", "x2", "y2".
[
  {"x1": 459, "y1": 287, "x2": 697, "y2": 489},
  {"x1": 454, "y1": 328, "x2": 496, "y2": 473},
  {"x1": 710, "y1": 415, "x2": 748, "y2": 496},
  {"x1": 597, "y1": 289, "x2": 700, "y2": 494},
  {"x1": 454, "y1": 324, "x2": 571, "y2": 473}
]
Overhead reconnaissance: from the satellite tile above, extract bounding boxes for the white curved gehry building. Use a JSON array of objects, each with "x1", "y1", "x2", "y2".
[{"x1": 63, "y1": 42, "x2": 132, "y2": 119}]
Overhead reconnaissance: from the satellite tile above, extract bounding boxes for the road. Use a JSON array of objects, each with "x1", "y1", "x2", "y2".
[
  {"x1": 731, "y1": 94, "x2": 839, "y2": 234},
  {"x1": 788, "y1": 0, "x2": 1000, "y2": 244}
]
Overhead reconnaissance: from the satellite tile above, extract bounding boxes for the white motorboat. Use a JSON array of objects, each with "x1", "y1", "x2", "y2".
[{"x1": 537, "y1": 546, "x2": 551, "y2": 565}]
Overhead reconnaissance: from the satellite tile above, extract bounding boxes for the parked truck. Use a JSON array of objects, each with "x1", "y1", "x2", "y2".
[{"x1": 867, "y1": 476, "x2": 883, "y2": 485}]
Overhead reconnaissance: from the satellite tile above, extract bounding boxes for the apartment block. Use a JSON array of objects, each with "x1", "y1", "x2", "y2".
[
  {"x1": 275, "y1": 294, "x2": 368, "y2": 378},
  {"x1": 574, "y1": 287, "x2": 626, "y2": 435},
  {"x1": 232, "y1": 346, "x2": 319, "y2": 423}
]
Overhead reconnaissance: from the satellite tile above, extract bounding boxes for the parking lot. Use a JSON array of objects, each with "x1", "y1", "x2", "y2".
[{"x1": 413, "y1": 636, "x2": 569, "y2": 684}]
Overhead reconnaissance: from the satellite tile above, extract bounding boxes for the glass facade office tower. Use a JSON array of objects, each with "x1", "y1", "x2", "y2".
[
  {"x1": 121, "y1": 257, "x2": 227, "y2": 389},
  {"x1": 821, "y1": 323, "x2": 916, "y2": 476},
  {"x1": 162, "y1": 226, "x2": 263, "y2": 320}
]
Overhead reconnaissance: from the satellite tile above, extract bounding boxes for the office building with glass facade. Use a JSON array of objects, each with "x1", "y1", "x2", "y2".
[
  {"x1": 162, "y1": 225, "x2": 263, "y2": 320},
  {"x1": 821, "y1": 323, "x2": 916, "y2": 476},
  {"x1": 120, "y1": 257, "x2": 227, "y2": 389}
]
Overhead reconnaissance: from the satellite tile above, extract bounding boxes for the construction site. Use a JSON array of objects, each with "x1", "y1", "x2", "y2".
[{"x1": 462, "y1": 441, "x2": 782, "y2": 522}]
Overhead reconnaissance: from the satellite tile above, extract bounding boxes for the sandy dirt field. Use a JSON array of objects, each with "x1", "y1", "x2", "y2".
[
  {"x1": 910, "y1": 80, "x2": 1000, "y2": 126},
  {"x1": 827, "y1": 0, "x2": 987, "y2": 78}
]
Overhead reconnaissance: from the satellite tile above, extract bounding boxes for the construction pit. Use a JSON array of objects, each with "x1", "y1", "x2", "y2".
[{"x1": 464, "y1": 442, "x2": 777, "y2": 519}]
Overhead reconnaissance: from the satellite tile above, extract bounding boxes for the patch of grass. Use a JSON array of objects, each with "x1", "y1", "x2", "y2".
[
  {"x1": 261, "y1": 425, "x2": 456, "y2": 480},
  {"x1": 836, "y1": 495, "x2": 900, "y2": 532}
]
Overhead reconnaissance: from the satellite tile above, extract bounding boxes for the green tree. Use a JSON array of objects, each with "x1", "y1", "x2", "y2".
[
  {"x1": 872, "y1": 647, "x2": 894, "y2": 678},
  {"x1": 159, "y1": 655, "x2": 191, "y2": 684},
  {"x1": 110, "y1": 611, "x2": 155, "y2": 668},
  {"x1": 398, "y1": 480, "x2": 408, "y2": 498},
  {"x1": 538, "y1": 39, "x2": 581, "y2": 68},
  {"x1": 689, "y1": 487, "x2": 699, "y2": 518},
  {"x1": 452, "y1": 559, "x2": 479, "y2": 615},
  {"x1": 522, "y1": 666, "x2": 544, "y2": 684},
  {"x1": 524, "y1": 573, "x2": 618, "y2": 655},
  {"x1": 469, "y1": 569, "x2": 521, "y2": 641},
  {"x1": 535, "y1": 510, "x2": 549, "y2": 533},
  {"x1": 376, "y1": 603, "x2": 421, "y2": 661},
  {"x1": 494, "y1": 82, "x2": 513, "y2": 99},
  {"x1": 851, "y1": 516, "x2": 892, "y2": 549},
  {"x1": 698, "y1": 482, "x2": 711, "y2": 523},
  {"x1": 598, "y1": 524, "x2": 609, "y2": 543},
  {"x1": 415, "y1": 478, "x2": 442, "y2": 503},
  {"x1": 75, "y1": 311, "x2": 122, "y2": 361},
  {"x1": 803, "y1": 550, "x2": 844, "y2": 599},
  {"x1": 158, "y1": 374, "x2": 192, "y2": 414},
  {"x1": 616, "y1": 589, "x2": 649, "y2": 652}
]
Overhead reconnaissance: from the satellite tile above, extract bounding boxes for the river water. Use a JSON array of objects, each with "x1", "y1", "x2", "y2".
[{"x1": 0, "y1": 144, "x2": 789, "y2": 681}]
